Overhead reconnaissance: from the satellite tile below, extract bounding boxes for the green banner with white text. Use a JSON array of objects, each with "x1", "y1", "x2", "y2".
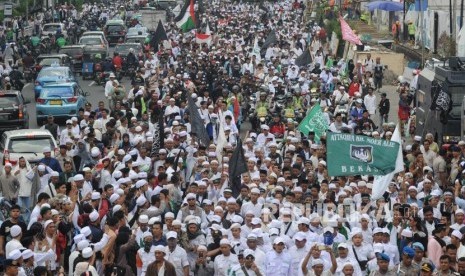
[
  {"x1": 297, "y1": 103, "x2": 328, "y2": 141},
  {"x1": 326, "y1": 133, "x2": 400, "y2": 176}
]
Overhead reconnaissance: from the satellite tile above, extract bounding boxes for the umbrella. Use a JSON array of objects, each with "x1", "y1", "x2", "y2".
[{"x1": 367, "y1": 1, "x2": 404, "y2": 12}]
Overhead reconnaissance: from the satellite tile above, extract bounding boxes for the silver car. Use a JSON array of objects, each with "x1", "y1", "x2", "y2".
[
  {"x1": 0, "y1": 129, "x2": 58, "y2": 167},
  {"x1": 79, "y1": 35, "x2": 109, "y2": 56}
]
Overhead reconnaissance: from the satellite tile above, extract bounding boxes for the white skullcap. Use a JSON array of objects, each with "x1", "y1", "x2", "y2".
[
  {"x1": 89, "y1": 211, "x2": 99, "y2": 222},
  {"x1": 82, "y1": 247, "x2": 93, "y2": 258},
  {"x1": 10, "y1": 225, "x2": 21, "y2": 238}
]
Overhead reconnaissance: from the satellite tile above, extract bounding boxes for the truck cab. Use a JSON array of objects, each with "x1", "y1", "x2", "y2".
[{"x1": 416, "y1": 57, "x2": 465, "y2": 144}]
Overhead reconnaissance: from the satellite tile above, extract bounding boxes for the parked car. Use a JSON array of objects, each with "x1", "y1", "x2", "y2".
[
  {"x1": 36, "y1": 82, "x2": 89, "y2": 125},
  {"x1": 34, "y1": 66, "x2": 76, "y2": 99},
  {"x1": 0, "y1": 91, "x2": 30, "y2": 132},
  {"x1": 0, "y1": 129, "x2": 58, "y2": 166}
]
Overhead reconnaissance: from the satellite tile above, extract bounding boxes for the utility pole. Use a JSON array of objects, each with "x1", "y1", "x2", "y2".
[
  {"x1": 453, "y1": 0, "x2": 458, "y2": 55},
  {"x1": 420, "y1": 0, "x2": 424, "y2": 66}
]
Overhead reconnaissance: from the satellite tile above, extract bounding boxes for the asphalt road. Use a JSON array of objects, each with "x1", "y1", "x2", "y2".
[{"x1": 24, "y1": 71, "x2": 401, "y2": 132}]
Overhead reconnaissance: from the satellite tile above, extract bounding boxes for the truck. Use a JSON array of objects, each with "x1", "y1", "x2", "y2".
[
  {"x1": 138, "y1": 7, "x2": 166, "y2": 31},
  {"x1": 416, "y1": 57, "x2": 465, "y2": 144}
]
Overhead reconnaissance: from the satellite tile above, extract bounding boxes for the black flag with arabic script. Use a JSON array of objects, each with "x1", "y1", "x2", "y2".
[
  {"x1": 187, "y1": 94, "x2": 210, "y2": 147},
  {"x1": 430, "y1": 80, "x2": 452, "y2": 124},
  {"x1": 228, "y1": 139, "x2": 247, "y2": 198}
]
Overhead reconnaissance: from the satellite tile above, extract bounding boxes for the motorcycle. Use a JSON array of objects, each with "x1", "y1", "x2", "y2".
[
  {"x1": 100, "y1": 71, "x2": 113, "y2": 87},
  {"x1": 126, "y1": 64, "x2": 136, "y2": 80},
  {"x1": 23, "y1": 67, "x2": 35, "y2": 83}
]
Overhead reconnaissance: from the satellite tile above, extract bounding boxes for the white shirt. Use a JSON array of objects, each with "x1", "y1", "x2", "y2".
[
  {"x1": 165, "y1": 246, "x2": 189, "y2": 276},
  {"x1": 137, "y1": 246, "x2": 156, "y2": 275},
  {"x1": 241, "y1": 201, "x2": 263, "y2": 218},
  {"x1": 364, "y1": 94, "x2": 377, "y2": 115},
  {"x1": 5, "y1": 239, "x2": 24, "y2": 257},
  {"x1": 214, "y1": 253, "x2": 239, "y2": 276},
  {"x1": 264, "y1": 250, "x2": 292, "y2": 276}
]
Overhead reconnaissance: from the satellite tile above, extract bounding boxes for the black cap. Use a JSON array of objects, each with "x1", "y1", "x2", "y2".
[{"x1": 4, "y1": 259, "x2": 17, "y2": 267}]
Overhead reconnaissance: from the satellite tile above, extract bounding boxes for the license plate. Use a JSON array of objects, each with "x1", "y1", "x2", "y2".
[{"x1": 50, "y1": 100, "x2": 62, "y2": 105}]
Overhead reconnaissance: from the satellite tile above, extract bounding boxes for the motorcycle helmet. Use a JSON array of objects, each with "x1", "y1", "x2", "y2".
[
  {"x1": 4, "y1": 77, "x2": 10, "y2": 82},
  {"x1": 95, "y1": 53, "x2": 101, "y2": 59},
  {"x1": 129, "y1": 48, "x2": 134, "y2": 53}
]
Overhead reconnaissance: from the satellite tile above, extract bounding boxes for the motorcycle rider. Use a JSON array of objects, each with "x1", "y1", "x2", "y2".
[
  {"x1": 22, "y1": 52, "x2": 35, "y2": 69},
  {"x1": 113, "y1": 52, "x2": 123, "y2": 77},
  {"x1": 9, "y1": 65, "x2": 24, "y2": 91},
  {"x1": 283, "y1": 96, "x2": 296, "y2": 120},
  {"x1": 102, "y1": 56, "x2": 115, "y2": 72},
  {"x1": 269, "y1": 114, "x2": 286, "y2": 139},
  {"x1": 126, "y1": 48, "x2": 137, "y2": 68},
  {"x1": 254, "y1": 91, "x2": 269, "y2": 131}
]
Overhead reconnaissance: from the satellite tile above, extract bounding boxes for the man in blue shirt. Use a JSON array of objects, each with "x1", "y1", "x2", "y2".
[{"x1": 40, "y1": 146, "x2": 62, "y2": 173}]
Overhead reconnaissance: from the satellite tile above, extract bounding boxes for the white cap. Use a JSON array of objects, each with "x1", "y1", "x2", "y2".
[
  {"x1": 220, "y1": 239, "x2": 231, "y2": 246},
  {"x1": 10, "y1": 225, "x2": 21, "y2": 238},
  {"x1": 8, "y1": 249, "x2": 22, "y2": 260},
  {"x1": 77, "y1": 240, "x2": 90, "y2": 250},
  {"x1": 273, "y1": 237, "x2": 285, "y2": 245},
  {"x1": 166, "y1": 231, "x2": 177, "y2": 239},
  {"x1": 21, "y1": 249, "x2": 33, "y2": 260},
  {"x1": 91, "y1": 192, "x2": 101, "y2": 200},
  {"x1": 80, "y1": 226, "x2": 91, "y2": 237},
  {"x1": 453, "y1": 230, "x2": 463, "y2": 239},
  {"x1": 82, "y1": 247, "x2": 93, "y2": 258},
  {"x1": 154, "y1": 245, "x2": 166, "y2": 254},
  {"x1": 89, "y1": 210, "x2": 99, "y2": 222},
  {"x1": 139, "y1": 214, "x2": 149, "y2": 224}
]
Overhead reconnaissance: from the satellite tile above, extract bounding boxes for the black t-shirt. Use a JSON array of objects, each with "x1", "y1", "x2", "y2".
[{"x1": 0, "y1": 219, "x2": 27, "y2": 247}]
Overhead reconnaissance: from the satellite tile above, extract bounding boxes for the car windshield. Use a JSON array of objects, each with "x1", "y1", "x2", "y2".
[
  {"x1": 59, "y1": 48, "x2": 83, "y2": 56},
  {"x1": 40, "y1": 87, "x2": 73, "y2": 98},
  {"x1": 38, "y1": 69, "x2": 68, "y2": 78},
  {"x1": 126, "y1": 38, "x2": 144, "y2": 43},
  {"x1": 80, "y1": 37, "x2": 102, "y2": 45},
  {"x1": 43, "y1": 25, "x2": 60, "y2": 32},
  {"x1": 39, "y1": 58, "x2": 61, "y2": 66},
  {"x1": 115, "y1": 44, "x2": 140, "y2": 53},
  {"x1": 0, "y1": 94, "x2": 18, "y2": 107},
  {"x1": 107, "y1": 25, "x2": 124, "y2": 32},
  {"x1": 127, "y1": 28, "x2": 147, "y2": 36},
  {"x1": 8, "y1": 137, "x2": 54, "y2": 153}
]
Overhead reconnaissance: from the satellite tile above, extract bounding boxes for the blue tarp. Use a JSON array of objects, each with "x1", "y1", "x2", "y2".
[{"x1": 367, "y1": 1, "x2": 404, "y2": 12}]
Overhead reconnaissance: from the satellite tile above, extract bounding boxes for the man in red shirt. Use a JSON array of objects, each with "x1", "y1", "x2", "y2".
[
  {"x1": 112, "y1": 52, "x2": 123, "y2": 71},
  {"x1": 270, "y1": 114, "x2": 286, "y2": 138},
  {"x1": 348, "y1": 76, "x2": 361, "y2": 97}
]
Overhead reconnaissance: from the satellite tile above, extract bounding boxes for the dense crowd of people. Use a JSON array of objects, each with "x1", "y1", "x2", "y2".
[{"x1": 0, "y1": 0, "x2": 461, "y2": 276}]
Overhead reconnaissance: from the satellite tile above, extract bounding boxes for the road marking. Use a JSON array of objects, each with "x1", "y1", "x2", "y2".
[
  {"x1": 24, "y1": 83, "x2": 31, "y2": 88},
  {"x1": 88, "y1": 81, "x2": 95, "y2": 87}
]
